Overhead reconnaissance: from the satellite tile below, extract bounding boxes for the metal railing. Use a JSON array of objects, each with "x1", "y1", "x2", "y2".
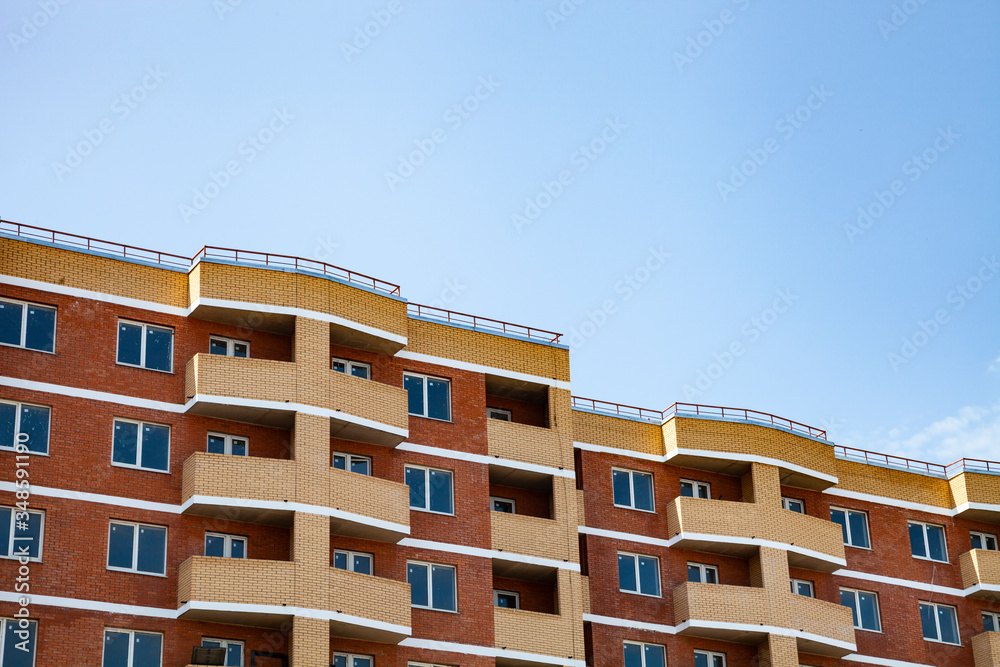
[
  {"x1": 835, "y1": 446, "x2": 1000, "y2": 477},
  {"x1": 1, "y1": 219, "x2": 190, "y2": 267},
  {"x1": 570, "y1": 396, "x2": 665, "y2": 422},
  {"x1": 407, "y1": 303, "x2": 562, "y2": 343}
]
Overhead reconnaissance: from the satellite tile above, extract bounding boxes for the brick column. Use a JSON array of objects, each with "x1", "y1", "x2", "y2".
[
  {"x1": 741, "y1": 462, "x2": 782, "y2": 507},
  {"x1": 291, "y1": 511, "x2": 330, "y2": 609},
  {"x1": 757, "y1": 633, "x2": 799, "y2": 667},
  {"x1": 292, "y1": 412, "x2": 330, "y2": 505},
  {"x1": 288, "y1": 615, "x2": 327, "y2": 667}
]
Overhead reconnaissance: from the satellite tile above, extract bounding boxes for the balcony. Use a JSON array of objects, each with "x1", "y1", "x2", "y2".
[
  {"x1": 487, "y1": 419, "x2": 564, "y2": 469},
  {"x1": 673, "y1": 582, "x2": 855, "y2": 657},
  {"x1": 177, "y1": 556, "x2": 411, "y2": 643},
  {"x1": 328, "y1": 467, "x2": 410, "y2": 543},
  {"x1": 960, "y1": 549, "x2": 1000, "y2": 602},
  {"x1": 491, "y1": 512, "x2": 572, "y2": 575},
  {"x1": 494, "y1": 607, "x2": 583, "y2": 667},
  {"x1": 666, "y1": 497, "x2": 846, "y2": 572},
  {"x1": 973, "y1": 631, "x2": 1000, "y2": 667},
  {"x1": 951, "y1": 470, "x2": 1000, "y2": 523},
  {"x1": 328, "y1": 366, "x2": 409, "y2": 446}
]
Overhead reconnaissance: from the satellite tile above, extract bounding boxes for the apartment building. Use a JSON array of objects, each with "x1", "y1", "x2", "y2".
[{"x1": 0, "y1": 222, "x2": 997, "y2": 667}]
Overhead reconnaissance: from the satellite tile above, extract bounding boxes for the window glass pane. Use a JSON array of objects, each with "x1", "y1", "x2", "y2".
[
  {"x1": 333, "y1": 656, "x2": 348, "y2": 667},
  {"x1": 638, "y1": 556, "x2": 659, "y2": 595},
  {"x1": 988, "y1": 536, "x2": 998, "y2": 550},
  {"x1": 405, "y1": 467, "x2": 426, "y2": 509},
  {"x1": 144, "y1": 326, "x2": 173, "y2": 371},
  {"x1": 495, "y1": 592, "x2": 516, "y2": 608},
  {"x1": 622, "y1": 643, "x2": 643, "y2": 667},
  {"x1": 407, "y1": 562, "x2": 429, "y2": 607},
  {"x1": 207, "y1": 435, "x2": 226, "y2": 454},
  {"x1": 0, "y1": 402, "x2": 14, "y2": 448},
  {"x1": 0, "y1": 301, "x2": 23, "y2": 346},
  {"x1": 233, "y1": 342, "x2": 249, "y2": 358},
  {"x1": 103, "y1": 630, "x2": 130, "y2": 667},
  {"x1": 334, "y1": 552, "x2": 348, "y2": 570},
  {"x1": 205, "y1": 535, "x2": 225, "y2": 557},
  {"x1": 226, "y1": 644, "x2": 242, "y2": 666},
  {"x1": 632, "y1": 473, "x2": 653, "y2": 511},
  {"x1": 353, "y1": 658, "x2": 372, "y2": 667},
  {"x1": 113, "y1": 421, "x2": 139, "y2": 466},
  {"x1": 132, "y1": 631, "x2": 162, "y2": 667},
  {"x1": 848, "y1": 512, "x2": 869, "y2": 548},
  {"x1": 492, "y1": 499, "x2": 513, "y2": 513},
  {"x1": 644, "y1": 645, "x2": 666, "y2": 667},
  {"x1": 908, "y1": 523, "x2": 926, "y2": 558},
  {"x1": 230, "y1": 539, "x2": 246, "y2": 559},
  {"x1": 971, "y1": 534, "x2": 983, "y2": 549},
  {"x1": 404, "y1": 375, "x2": 424, "y2": 415},
  {"x1": 704, "y1": 567, "x2": 717, "y2": 584},
  {"x1": 858, "y1": 591, "x2": 879, "y2": 631},
  {"x1": 712, "y1": 657, "x2": 725, "y2": 667},
  {"x1": 431, "y1": 564, "x2": 456, "y2": 611},
  {"x1": 428, "y1": 469, "x2": 453, "y2": 514},
  {"x1": 350, "y1": 364, "x2": 369, "y2": 379},
  {"x1": 985, "y1": 613, "x2": 997, "y2": 633},
  {"x1": 3, "y1": 619, "x2": 36, "y2": 667},
  {"x1": 117, "y1": 323, "x2": 142, "y2": 365},
  {"x1": 209, "y1": 338, "x2": 228, "y2": 355},
  {"x1": 937, "y1": 606, "x2": 958, "y2": 644},
  {"x1": 351, "y1": 457, "x2": 370, "y2": 475},
  {"x1": 137, "y1": 525, "x2": 166, "y2": 574},
  {"x1": 612, "y1": 470, "x2": 631, "y2": 506},
  {"x1": 108, "y1": 523, "x2": 135, "y2": 569},
  {"x1": 618, "y1": 554, "x2": 636, "y2": 591},
  {"x1": 694, "y1": 653, "x2": 708, "y2": 667},
  {"x1": 920, "y1": 602, "x2": 937, "y2": 639},
  {"x1": 25, "y1": 305, "x2": 56, "y2": 352},
  {"x1": 0, "y1": 507, "x2": 9, "y2": 557},
  {"x1": 786, "y1": 499, "x2": 804, "y2": 513},
  {"x1": 231, "y1": 439, "x2": 247, "y2": 457},
  {"x1": 353, "y1": 554, "x2": 372, "y2": 574},
  {"x1": 140, "y1": 423, "x2": 170, "y2": 471},
  {"x1": 18, "y1": 404, "x2": 50, "y2": 454},
  {"x1": 427, "y1": 379, "x2": 450, "y2": 420},
  {"x1": 680, "y1": 481, "x2": 693, "y2": 497},
  {"x1": 840, "y1": 590, "x2": 859, "y2": 627},
  {"x1": 927, "y1": 526, "x2": 946, "y2": 561},
  {"x1": 687, "y1": 564, "x2": 701, "y2": 583},
  {"x1": 333, "y1": 454, "x2": 346, "y2": 470},
  {"x1": 831, "y1": 509, "x2": 848, "y2": 544},
  {"x1": 14, "y1": 510, "x2": 42, "y2": 559},
  {"x1": 697, "y1": 483, "x2": 710, "y2": 499}
]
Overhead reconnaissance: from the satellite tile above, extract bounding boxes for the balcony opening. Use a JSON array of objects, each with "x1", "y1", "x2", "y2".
[
  {"x1": 489, "y1": 464, "x2": 554, "y2": 519},
  {"x1": 485, "y1": 374, "x2": 550, "y2": 428},
  {"x1": 492, "y1": 562, "x2": 557, "y2": 614}
]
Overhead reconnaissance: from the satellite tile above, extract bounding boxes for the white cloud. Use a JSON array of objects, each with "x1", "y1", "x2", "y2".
[{"x1": 989, "y1": 356, "x2": 1000, "y2": 372}]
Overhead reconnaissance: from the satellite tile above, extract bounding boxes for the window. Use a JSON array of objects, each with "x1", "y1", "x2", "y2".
[
  {"x1": 831, "y1": 507, "x2": 870, "y2": 549},
  {"x1": 209, "y1": 336, "x2": 249, "y2": 358},
  {"x1": 1, "y1": 617, "x2": 37, "y2": 666},
  {"x1": 840, "y1": 588, "x2": 881, "y2": 632},
  {"x1": 782, "y1": 497, "x2": 805, "y2": 513},
  {"x1": 207, "y1": 433, "x2": 247, "y2": 456},
  {"x1": 487, "y1": 407, "x2": 512, "y2": 421},
  {"x1": 333, "y1": 654, "x2": 373, "y2": 667},
  {"x1": 117, "y1": 320, "x2": 173, "y2": 372},
  {"x1": 686, "y1": 562, "x2": 718, "y2": 584},
  {"x1": 909, "y1": 521, "x2": 947, "y2": 562},
  {"x1": 612, "y1": 468, "x2": 654, "y2": 512},
  {"x1": 334, "y1": 549, "x2": 372, "y2": 574},
  {"x1": 332, "y1": 452, "x2": 370, "y2": 475},
  {"x1": 112, "y1": 419, "x2": 170, "y2": 472},
  {"x1": 984, "y1": 610, "x2": 1000, "y2": 633},
  {"x1": 405, "y1": 465, "x2": 454, "y2": 514},
  {"x1": 490, "y1": 497, "x2": 515, "y2": 513},
  {"x1": 618, "y1": 552, "x2": 660, "y2": 597},
  {"x1": 920, "y1": 602, "x2": 960, "y2": 645},
  {"x1": 332, "y1": 358, "x2": 370, "y2": 379},
  {"x1": 107, "y1": 521, "x2": 166, "y2": 576},
  {"x1": 694, "y1": 650, "x2": 726, "y2": 667},
  {"x1": 103, "y1": 628, "x2": 162, "y2": 667},
  {"x1": 0, "y1": 506, "x2": 44, "y2": 561},
  {"x1": 202, "y1": 638, "x2": 243, "y2": 667},
  {"x1": 790, "y1": 578, "x2": 814, "y2": 597},
  {"x1": 0, "y1": 298, "x2": 55, "y2": 353},
  {"x1": 205, "y1": 533, "x2": 246, "y2": 559},
  {"x1": 971, "y1": 531, "x2": 998, "y2": 551},
  {"x1": 493, "y1": 589, "x2": 519, "y2": 608},
  {"x1": 0, "y1": 400, "x2": 50, "y2": 454},
  {"x1": 680, "y1": 479, "x2": 710, "y2": 499},
  {"x1": 403, "y1": 372, "x2": 451, "y2": 421},
  {"x1": 623, "y1": 641, "x2": 666, "y2": 667},
  {"x1": 407, "y1": 561, "x2": 456, "y2": 612}
]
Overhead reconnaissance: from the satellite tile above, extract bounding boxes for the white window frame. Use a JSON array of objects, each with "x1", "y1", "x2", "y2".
[
  {"x1": 332, "y1": 357, "x2": 371, "y2": 379},
  {"x1": 332, "y1": 451, "x2": 371, "y2": 475},
  {"x1": 487, "y1": 407, "x2": 512, "y2": 421},
  {"x1": 618, "y1": 551, "x2": 661, "y2": 597},
  {"x1": 407, "y1": 560, "x2": 457, "y2": 612},
  {"x1": 201, "y1": 638, "x2": 244, "y2": 666},
  {"x1": 333, "y1": 549, "x2": 373, "y2": 574},
  {"x1": 920, "y1": 601, "x2": 961, "y2": 645},
  {"x1": 971, "y1": 530, "x2": 998, "y2": 551},
  {"x1": 111, "y1": 418, "x2": 170, "y2": 473},
  {"x1": 831, "y1": 506, "x2": 871, "y2": 549},
  {"x1": 909, "y1": 520, "x2": 948, "y2": 563},
  {"x1": 207, "y1": 432, "x2": 248, "y2": 456},
  {"x1": 116, "y1": 319, "x2": 174, "y2": 372},
  {"x1": 493, "y1": 589, "x2": 520, "y2": 608},
  {"x1": 102, "y1": 628, "x2": 163, "y2": 667},
  {"x1": 612, "y1": 467, "x2": 655, "y2": 512},
  {"x1": 403, "y1": 372, "x2": 452, "y2": 421},
  {"x1": 205, "y1": 532, "x2": 247, "y2": 559},
  {"x1": 694, "y1": 650, "x2": 726, "y2": 667},
  {"x1": 0, "y1": 297, "x2": 56, "y2": 353},
  {"x1": 782, "y1": 497, "x2": 805, "y2": 513},
  {"x1": 106, "y1": 521, "x2": 167, "y2": 577},
  {"x1": 680, "y1": 479, "x2": 710, "y2": 499},
  {"x1": 984, "y1": 610, "x2": 1000, "y2": 632},
  {"x1": 790, "y1": 578, "x2": 814, "y2": 597},
  {"x1": 0, "y1": 399, "x2": 51, "y2": 454},
  {"x1": 490, "y1": 496, "x2": 516, "y2": 513},
  {"x1": 209, "y1": 335, "x2": 249, "y2": 358},
  {"x1": 687, "y1": 562, "x2": 718, "y2": 584},
  {"x1": 405, "y1": 464, "x2": 454, "y2": 515},
  {"x1": 623, "y1": 640, "x2": 666, "y2": 667},
  {"x1": 1, "y1": 505, "x2": 44, "y2": 562},
  {"x1": 333, "y1": 653, "x2": 374, "y2": 667},
  {"x1": 0, "y1": 617, "x2": 37, "y2": 664},
  {"x1": 840, "y1": 587, "x2": 881, "y2": 632}
]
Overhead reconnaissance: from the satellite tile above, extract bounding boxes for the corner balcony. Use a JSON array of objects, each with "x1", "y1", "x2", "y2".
[
  {"x1": 184, "y1": 353, "x2": 409, "y2": 446},
  {"x1": 973, "y1": 631, "x2": 1000, "y2": 667},
  {"x1": 673, "y1": 582, "x2": 855, "y2": 657},
  {"x1": 960, "y1": 549, "x2": 1000, "y2": 602},
  {"x1": 666, "y1": 497, "x2": 846, "y2": 572},
  {"x1": 951, "y1": 469, "x2": 1000, "y2": 523},
  {"x1": 493, "y1": 607, "x2": 584, "y2": 667},
  {"x1": 177, "y1": 556, "x2": 411, "y2": 643},
  {"x1": 487, "y1": 419, "x2": 565, "y2": 469}
]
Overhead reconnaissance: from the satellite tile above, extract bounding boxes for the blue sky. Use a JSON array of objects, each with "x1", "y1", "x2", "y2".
[{"x1": 2, "y1": 1, "x2": 998, "y2": 464}]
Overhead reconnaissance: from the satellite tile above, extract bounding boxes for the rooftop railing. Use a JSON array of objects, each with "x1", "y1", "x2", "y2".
[
  {"x1": 2, "y1": 219, "x2": 190, "y2": 267},
  {"x1": 407, "y1": 303, "x2": 562, "y2": 343},
  {"x1": 835, "y1": 445, "x2": 1000, "y2": 477}
]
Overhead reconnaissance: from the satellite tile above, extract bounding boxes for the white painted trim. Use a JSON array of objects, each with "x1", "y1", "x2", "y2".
[
  {"x1": 841, "y1": 654, "x2": 935, "y2": 667},
  {"x1": 962, "y1": 583, "x2": 1000, "y2": 597},
  {"x1": 832, "y1": 568, "x2": 966, "y2": 597},
  {"x1": 398, "y1": 442, "x2": 575, "y2": 479},
  {"x1": 578, "y1": 525, "x2": 674, "y2": 549},
  {"x1": 673, "y1": 619, "x2": 855, "y2": 653},
  {"x1": 398, "y1": 637, "x2": 585, "y2": 667},
  {"x1": 398, "y1": 537, "x2": 580, "y2": 572},
  {"x1": 0, "y1": 482, "x2": 182, "y2": 514},
  {"x1": 821, "y1": 487, "x2": 1000, "y2": 518},
  {"x1": 178, "y1": 600, "x2": 411, "y2": 636},
  {"x1": 0, "y1": 591, "x2": 177, "y2": 618},
  {"x1": 582, "y1": 612, "x2": 678, "y2": 635},
  {"x1": 574, "y1": 441, "x2": 663, "y2": 462},
  {"x1": 0, "y1": 275, "x2": 188, "y2": 317},
  {"x1": 0, "y1": 376, "x2": 184, "y2": 413},
  {"x1": 395, "y1": 350, "x2": 571, "y2": 390}
]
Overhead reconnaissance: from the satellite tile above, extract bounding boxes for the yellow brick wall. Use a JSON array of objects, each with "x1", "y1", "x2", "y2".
[
  {"x1": 758, "y1": 634, "x2": 799, "y2": 667},
  {"x1": 972, "y1": 631, "x2": 1000, "y2": 667},
  {"x1": 960, "y1": 549, "x2": 1000, "y2": 590},
  {"x1": 493, "y1": 570, "x2": 586, "y2": 662},
  {"x1": 289, "y1": 616, "x2": 328, "y2": 667},
  {"x1": 572, "y1": 410, "x2": 664, "y2": 456},
  {"x1": 835, "y1": 458, "x2": 953, "y2": 508}
]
